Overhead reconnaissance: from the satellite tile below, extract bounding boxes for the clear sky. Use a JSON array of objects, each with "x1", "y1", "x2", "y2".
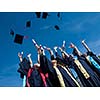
[{"x1": 0, "y1": 12, "x2": 100, "y2": 87}]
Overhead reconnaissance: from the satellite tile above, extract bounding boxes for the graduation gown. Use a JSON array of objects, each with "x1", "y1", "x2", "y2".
[
  {"x1": 57, "y1": 65, "x2": 80, "y2": 87},
  {"x1": 26, "y1": 67, "x2": 44, "y2": 87},
  {"x1": 55, "y1": 53, "x2": 80, "y2": 87},
  {"x1": 67, "y1": 56, "x2": 92, "y2": 87},
  {"x1": 87, "y1": 51, "x2": 100, "y2": 65},
  {"x1": 17, "y1": 58, "x2": 31, "y2": 79},
  {"x1": 53, "y1": 65, "x2": 66, "y2": 87},
  {"x1": 68, "y1": 65, "x2": 83, "y2": 87},
  {"x1": 40, "y1": 54, "x2": 61, "y2": 87},
  {"x1": 77, "y1": 55, "x2": 100, "y2": 87},
  {"x1": 85, "y1": 52, "x2": 100, "y2": 78}
]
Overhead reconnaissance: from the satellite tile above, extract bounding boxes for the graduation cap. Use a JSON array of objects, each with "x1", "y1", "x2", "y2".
[
  {"x1": 57, "y1": 12, "x2": 60, "y2": 18},
  {"x1": 35, "y1": 12, "x2": 41, "y2": 18},
  {"x1": 42, "y1": 12, "x2": 48, "y2": 19},
  {"x1": 10, "y1": 29, "x2": 14, "y2": 36},
  {"x1": 14, "y1": 34, "x2": 24, "y2": 44},
  {"x1": 57, "y1": 12, "x2": 62, "y2": 20},
  {"x1": 54, "y1": 25, "x2": 60, "y2": 30},
  {"x1": 26, "y1": 20, "x2": 31, "y2": 27}
]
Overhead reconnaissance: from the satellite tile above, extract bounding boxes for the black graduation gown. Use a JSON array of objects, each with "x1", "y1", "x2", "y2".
[
  {"x1": 55, "y1": 52, "x2": 68, "y2": 66},
  {"x1": 68, "y1": 56, "x2": 94, "y2": 87},
  {"x1": 57, "y1": 65, "x2": 78, "y2": 87},
  {"x1": 27, "y1": 67, "x2": 45, "y2": 87},
  {"x1": 78, "y1": 55, "x2": 100, "y2": 87},
  {"x1": 68, "y1": 64, "x2": 83, "y2": 87},
  {"x1": 55, "y1": 53, "x2": 79, "y2": 87},
  {"x1": 40, "y1": 54, "x2": 61, "y2": 87},
  {"x1": 17, "y1": 58, "x2": 31, "y2": 78}
]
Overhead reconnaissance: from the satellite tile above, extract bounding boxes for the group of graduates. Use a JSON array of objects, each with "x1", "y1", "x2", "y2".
[{"x1": 17, "y1": 39, "x2": 100, "y2": 87}]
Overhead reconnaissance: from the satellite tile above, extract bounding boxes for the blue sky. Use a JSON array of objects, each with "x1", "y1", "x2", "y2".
[{"x1": 0, "y1": 12, "x2": 100, "y2": 87}]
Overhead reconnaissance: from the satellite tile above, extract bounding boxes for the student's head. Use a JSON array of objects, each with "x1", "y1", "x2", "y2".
[{"x1": 51, "y1": 60, "x2": 57, "y2": 66}]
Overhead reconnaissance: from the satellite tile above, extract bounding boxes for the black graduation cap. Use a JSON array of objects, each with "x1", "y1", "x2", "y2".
[
  {"x1": 54, "y1": 25, "x2": 60, "y2": 30},
  {"x1": 35, "y1": 12, "x2": 41, "y2": 18},
  {"x1": 57, "y1": 12, "x2": 60, "y2": 18},
  {"x1": 26, "y1": 20, "x2": 31, "y2": 27},
  {"x1": 42, "y1": 12, "x2": 48, "y2": 19},
  {"x1": 14, "y1": 34, "x2": 24, "y2": 44},
  {"x1": 10, "y1": 29, "x2": 14, "y2": 36},
  {"x1": 57, "y1": 12, "x2": 62, "y2": 20}
]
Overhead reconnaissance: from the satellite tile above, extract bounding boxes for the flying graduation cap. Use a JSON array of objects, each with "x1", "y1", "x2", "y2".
[
  {"x1": 14, "y1": 34, "x2": 24, "y2": 44},
  {"x1": 57, "y1": 12, "x2": 62, "y2": 20},
  {"x1": 57, "y1": 12, "x2": 60, "y2": 18},
  {"x1": 35, "y1": 12, "x2": 41, "y2": 18},
  {"x1": 10, "y1": 29, "x2": 14, "y2": 36},
  {"x1": 42, "y1": 12, "x2": 49, "y2": 19},
  {"x1": 54, "y1": 25, "x2": 60, "y2": 30},
  {"x1": 26, "y1": 20, "x2": 31, "y2": 28}
]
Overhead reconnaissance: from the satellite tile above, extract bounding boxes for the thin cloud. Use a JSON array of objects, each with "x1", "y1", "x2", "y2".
[
  {"x1": 88, "y1": 39, "x2": 100, "y2": 54},
  {"x1": 39, "y1": 25, "x2": 52, "y2": 30},
  {"x1": 74, "y1": 14, "x2": 100, "y2": 31},
  {"x1": 89, "y1": 39, "x2": 100, "y2": 48},
  {"x1": 62, "y1": 14, "x2": 100, "y2": 32}
]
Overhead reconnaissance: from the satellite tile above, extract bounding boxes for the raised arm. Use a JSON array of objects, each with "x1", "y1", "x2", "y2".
[
  {"x1": 70, "y1": 43, "x2": 82, "y2": 56},
  {"x1": 27, "y1": 53, "x2": 33, "y2": 68},
  {"x1": 43, "y1": 46, "x2": 54, "y2": 56},
  {"x1": 43, "y1": 46, "x2": 55, "y2": 60},
  {"x1": 62, "y1": 40, "x2": 66, "y2": 51},
  {"x1": 32, "y1": 39, "x2": 39, "y2": 49},
  {"x1": 18, "y1": 52, "x2": 23, "y2": 62},
  {"x1": 59, "y1": 47, "x2": 69, "y2": 58},
  {"x1": 32, "y1": 39, "x2": 44, "y2": 63},
  {"x1": 82, "y1": 40, "x2": 91, "y2": 52},
  {"x1": 53, "y1": 46, "x2": 58, "y2": 56}
]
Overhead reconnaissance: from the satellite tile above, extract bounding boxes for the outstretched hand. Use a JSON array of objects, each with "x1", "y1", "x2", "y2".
[
  {"x1": 70, "y1": 43, "x2": 75, "y2": 48},
  {"x1": 18, "y1": 52, "x2": 23, "y2": 58},
  {"x1": 27, "y1": 53, "x2": 31, "y2": 58}
]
